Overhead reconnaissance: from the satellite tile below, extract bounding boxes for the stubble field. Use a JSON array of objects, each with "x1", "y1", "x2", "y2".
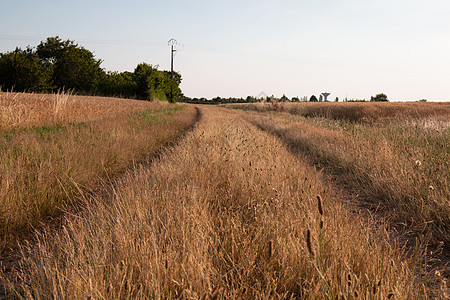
[{"x1": 1, "y1": 95, "x2": 449, "y2": 299}]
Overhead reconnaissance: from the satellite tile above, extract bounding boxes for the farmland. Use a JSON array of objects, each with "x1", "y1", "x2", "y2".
[{"x1": 1, "y1": 96, "x2": 449, "y2": 298}]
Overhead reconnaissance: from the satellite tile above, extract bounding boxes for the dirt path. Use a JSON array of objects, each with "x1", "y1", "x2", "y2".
[{"x1": 1, "y1": 106, "x2": 431, "y2": 298}]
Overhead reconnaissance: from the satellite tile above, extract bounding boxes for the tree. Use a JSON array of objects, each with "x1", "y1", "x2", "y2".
[
  {"x1": 133, "y1": 63, "x2": 182, "y2": 101},
  {"x1": 98, "y1": 71, "x2": 137, "y2": 98},
  {"x1": 163, "y1": 70, "x2": 182, "y2": 102},
  {"x1": 310, "y1": 95, "x2": 318, "y2": 102},
  {"x1": 0, "y1": 47, "x2": 51, "y2": 92},
  {"x1": 133, "y1": 63, "x2": 161, "y2": 100},
  {"x1": 0, "y1": 36, "x2": 183, "y2": 100},
  {"x1": 36, "y1": 37, "x2": 104, "y2": 92},
  {"x1": 246, "y1": 95, "x2": 256, "y2": 102},
  {"x1": 319, "y1": 94, "x2": 323, "y2": 102},
  {"x1": 335, "y1": 97, "x2": 339, "y2": 102},
  {"x1": 370, "y1": 93, "x2": 389, "y2": 102},
  {"x1": 280, "y1": 94, "x2": 289, "y2": 102}
]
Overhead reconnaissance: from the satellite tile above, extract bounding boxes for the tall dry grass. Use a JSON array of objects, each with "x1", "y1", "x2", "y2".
[
  {"x1": 229, "y1": 101, "x2": 450, "y2": 125},
  {"x1": 0, "y1": 91, "x2": 170, "y2": 131},
  {"x1": 1, "y1": 107, "x2": 429, "y2": 299},
  {"x1": 244, "y1": 108, "x2": 450, "y2": 248},
  {"x1": 0, "y1": 93, "x2": 198, "y2": 255}
]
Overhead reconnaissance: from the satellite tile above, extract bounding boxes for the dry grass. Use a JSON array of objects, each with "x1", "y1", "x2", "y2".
[
  {"x1": 229, "y1": 101, "x2": 450, "y2": 125},
  {"x1": 0, "y1": 91, "x2": 170, "y2": 131},
  {"x1": 241, "y1": 105, "x2": 449, "y2": 247},
  {"x1": 0, "y1": 93, "x2": 198, "y2": 255},
  {"x1": 1, "y1": 107, "x2": 430, "y2": 299}
]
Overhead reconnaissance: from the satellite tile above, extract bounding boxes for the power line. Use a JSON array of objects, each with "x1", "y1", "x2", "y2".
[{"x1": 1, "y1": 35, "x2": 447, "y2": 78}]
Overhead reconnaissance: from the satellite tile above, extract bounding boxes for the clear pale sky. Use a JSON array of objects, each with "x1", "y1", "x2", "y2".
[{"x1": 1, "y1": 0, "x2": 449, "y2": 101}]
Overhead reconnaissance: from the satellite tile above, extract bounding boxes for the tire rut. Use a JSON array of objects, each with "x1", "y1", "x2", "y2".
[{"x1": 247, "y1": 114, "x2": 449, "y2": 289}]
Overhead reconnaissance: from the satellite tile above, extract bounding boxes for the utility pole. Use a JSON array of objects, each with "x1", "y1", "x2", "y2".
[{"x1": 168, "y1": 38, "x2": 177, "y2": 103}]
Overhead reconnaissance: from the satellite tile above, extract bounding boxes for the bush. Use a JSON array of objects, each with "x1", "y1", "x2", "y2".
[{"x1": 370, "y1": 93, "x2": 389, "y2": 102}]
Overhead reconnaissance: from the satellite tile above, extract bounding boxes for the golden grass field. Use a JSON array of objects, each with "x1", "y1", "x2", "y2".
[
  {"x1": 1, "y1": 96, "x2": 449, "y2": 298},
  {"x1": 0, "y1": 92, "x2": 198, "y2": 256},
  {"x1": 233, "y1": 101, "x2": 450, "y2": 245}
]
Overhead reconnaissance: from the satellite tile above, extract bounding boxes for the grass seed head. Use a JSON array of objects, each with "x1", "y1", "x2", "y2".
[
  {"x1": 317, "y1": 195, "x2": 323, "y2": 216},
  {"x1": 306, "y1": 229, "x2": 314, "y2": 257}
]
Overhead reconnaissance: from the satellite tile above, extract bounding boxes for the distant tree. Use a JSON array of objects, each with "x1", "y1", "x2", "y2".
[
  {"x1": 280, "y1": 94, "x2": 289, "y2": 102},
  {"x1": 335, "y1": 96, "x2": 339, "y2": 102},
  {"x1": 370, "y1": 93, "x2": 389, "y2": 102},
  {"x1": 291, "y1": 96, "x2": 300, "y2": 102},
  {"x1": 310, "y1": 95, "x2": 318, "y2": 102},
  {"x1": 246, "y1": 95, "x2": 259, "y2": 103},
  {"x1": 319, "y1": 94, "x2": 323, "y2": 102}
]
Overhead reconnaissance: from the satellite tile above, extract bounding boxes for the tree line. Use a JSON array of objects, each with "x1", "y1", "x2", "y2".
[
  {"x1": 0, "y1": 37, "x2": 182, "y2": 102},
  {"x1": 183, "y1": 93, "x2": 389, "y2": 104}
]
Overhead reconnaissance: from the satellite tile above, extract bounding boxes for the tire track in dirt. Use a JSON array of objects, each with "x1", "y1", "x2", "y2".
[{"x1": 245, "y1": 112, "x2": 449, "y2": 289}]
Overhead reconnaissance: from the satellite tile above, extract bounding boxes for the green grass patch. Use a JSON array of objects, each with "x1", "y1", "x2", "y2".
[{"x1": 132, "y1": 105, "x2": 185, "y2": 126}]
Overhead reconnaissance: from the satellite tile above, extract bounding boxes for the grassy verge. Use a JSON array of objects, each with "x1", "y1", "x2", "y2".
[
  {"x1": 2, "y1": 107, "x2": 429, "y2": 298},
  {"x1": 0, "y1": 94, "x2": 198, "y2": 255}
]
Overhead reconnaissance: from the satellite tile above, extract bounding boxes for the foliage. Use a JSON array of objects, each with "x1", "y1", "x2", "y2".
[
  {"x1": 98, "y1": 71, "x2": 137, "y2": 98},
  {"x1": 280, "y1": 94, "x2": 289, "y2": 102},
  {"x1": 0, "y1": 47, "x2": 51, "y2": 92},
  {"x1": 0, "y1": 37, "x2": 182, "y2": 101},
  {"x1": 184, "y1": 95, "x2": 261, "y2": 104},
  {"x1": 310, "y1": 95, "x2": 318, "y2": 102},
  {"x1": 133, "y1": 63, "x2": 182, "y2": 102},
  {"x1": 370, "y1": 93, "x2": 389, "y2": 102},
  {"x1": 36, "y1": 37, "x2": 104, "y2": 92}
]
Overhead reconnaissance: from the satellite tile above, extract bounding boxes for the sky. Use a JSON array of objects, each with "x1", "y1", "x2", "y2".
[{"x1": 1, "y1": 0, "x2": 450, "y2": 101}]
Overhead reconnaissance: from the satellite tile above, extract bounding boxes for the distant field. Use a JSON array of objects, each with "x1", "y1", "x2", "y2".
[
  {"x1": 229, "y1": 101, "x2": 450, "y2": 125},
  {"x1": 0, "y1": 92, "x2": 198, "y2": 256}
]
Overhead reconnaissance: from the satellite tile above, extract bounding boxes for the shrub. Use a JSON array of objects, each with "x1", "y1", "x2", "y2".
[{"x1": 370, "y1": 93, "x2": 389, "y2": 102}]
